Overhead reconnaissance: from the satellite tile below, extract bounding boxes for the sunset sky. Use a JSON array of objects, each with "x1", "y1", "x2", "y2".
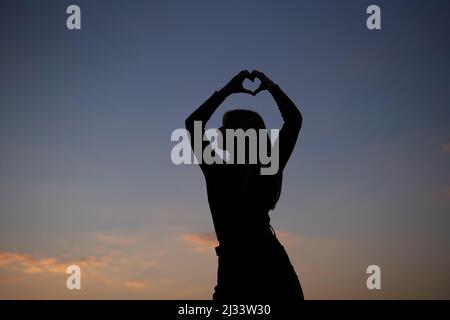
[{"x1": 1, "y1": 0, "x2": 449, "y2": 299}]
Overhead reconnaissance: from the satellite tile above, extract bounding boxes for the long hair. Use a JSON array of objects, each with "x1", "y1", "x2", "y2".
[{"x1": 221, "y1": 109, "x2": 282, "y2": 210}]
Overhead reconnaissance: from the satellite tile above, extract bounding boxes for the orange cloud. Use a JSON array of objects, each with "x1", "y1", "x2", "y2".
[
  {"x1": 125, "y1": 280, "x2": 146, "y2": 289},
  {"x1": 440, "y1": 143, "x2": 450, "y2": 154},
  {"x1": 0, "y1": 251, "x2": 106, "y2": 275},
  {"x1": 182, "y1": 232, "x2": 218, "y2": 253},
  {"x1": 0, "y1": 252, "x2": 28, "y2": 266}
]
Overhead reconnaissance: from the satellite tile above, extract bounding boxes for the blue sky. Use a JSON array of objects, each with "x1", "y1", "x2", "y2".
[{"x1": 0, "y1": 0, "x2": 449, "y2": 298}]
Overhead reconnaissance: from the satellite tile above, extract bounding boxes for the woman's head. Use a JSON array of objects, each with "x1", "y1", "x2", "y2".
[
  {"x1": 218, "y1": 109, "x2": 268, "y2": 157},
  {"x1": 218, "y1": 109, "x2": 282, "y2": 210},
  {"x1": 221, "y1": 109, "x2": 266, "y2": 131}
]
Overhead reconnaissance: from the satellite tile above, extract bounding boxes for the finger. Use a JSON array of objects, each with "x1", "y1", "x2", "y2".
[
  {"x1": 253, "y1": 88, "x2": 262, "y2": 95},
  {"x1": 253, "y1": 84, "x2": 266, "y2": 95},
  {"x1": 251, "y1": 70, "x2": 262, "y2": 77},
  {"x1": 232, "y1": 71, "x2": 245, "y2": 82},
  {"x1": 241, "y1": 70, "x2": 252, "y2": 80},
  {"x1": 251, "y1": 71, "x2": 266, "y2": 83},
  {"x1": 241, "y1": 89, "x2": 254, "y2": 95},
  {"x1": 239, "y1": 70, "x2": 250, "y2": 77}
]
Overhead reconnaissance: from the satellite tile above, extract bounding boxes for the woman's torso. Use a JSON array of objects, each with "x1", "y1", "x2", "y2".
[{"x1": 203, "y1": 164, "x2": 281, "y2": 244}]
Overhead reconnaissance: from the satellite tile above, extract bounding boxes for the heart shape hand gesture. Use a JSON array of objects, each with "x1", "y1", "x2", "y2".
[{"x1": 220, "y1": 70, "x2": 276, "y2": 97}]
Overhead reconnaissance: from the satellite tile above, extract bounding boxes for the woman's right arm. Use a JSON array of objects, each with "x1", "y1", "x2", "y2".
[
  {"x1": 185, "y1": 70, "x2": 254, "y2": 170},
  {"x1": 252, "y1": 71, "x2": 302, "y2": 172},
  {"x1": 269, "y1": 84, "x2": 302, "y2": 172}
]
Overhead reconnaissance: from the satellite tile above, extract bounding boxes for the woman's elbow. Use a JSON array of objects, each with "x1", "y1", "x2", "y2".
[
  {"x1": 293, "y1": 108, "x2": 303, "y2": 128},
  {"x1": 185, "y1": 114, "x2": 195, "y2": 129}
]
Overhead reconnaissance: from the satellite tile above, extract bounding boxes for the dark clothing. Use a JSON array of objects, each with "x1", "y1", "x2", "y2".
[
  {"x1": 213, "y1": 231, "x2": 304, "y2": 300},
  {"x1": 186, "y1": 84, "x2": 303, "y2": 300}
]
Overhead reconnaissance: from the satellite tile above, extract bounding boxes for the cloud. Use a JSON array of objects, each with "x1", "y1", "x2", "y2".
[
  {"x1": 0, "y1": 248, "x2": 159, "y2": 298},
  {"x1": 0, "y1": 251, "x2": 106, "y2": 275},
  {"x1": 182, "y1": 232, "x2": 218, "y2": 253},
  {"x1": 125, "y1": 280, "x2": 146, "y2": 289},
  {"x1": 95, "y1": 234, "x2": 137, "y2": 246},
  {"x1": 440, "y1": 143, "x2": 450, "y2": 154},
  {"x1": 0, "y1": 252, "x2": 28, "y2": 267}
]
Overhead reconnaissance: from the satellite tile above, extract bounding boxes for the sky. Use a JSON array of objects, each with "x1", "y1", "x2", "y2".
[{"x1": 0, "y1": 0, "x2": 449, "y2": 299}]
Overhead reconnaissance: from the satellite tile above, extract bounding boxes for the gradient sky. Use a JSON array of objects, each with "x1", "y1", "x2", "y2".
[{"x1": 0, "y1": 0, "x2": 449, "y2": 299}]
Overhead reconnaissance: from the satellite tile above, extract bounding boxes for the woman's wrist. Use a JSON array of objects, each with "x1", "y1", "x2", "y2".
[{"x1": 267, "y1": 83, "x2": 279, "y2": 93}]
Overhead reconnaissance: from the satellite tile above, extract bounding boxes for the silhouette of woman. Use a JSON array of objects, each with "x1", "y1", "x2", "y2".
[{"x1": 185, "y1": 70, "x2": 304, "y2": 300}]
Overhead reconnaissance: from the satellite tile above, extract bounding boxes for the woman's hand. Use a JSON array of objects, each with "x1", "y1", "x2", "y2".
[
  {"x1": 219, "y1": 70, "x2": 255, "y2": 97},
  {"x1": 251, "y1": 70, "x2": 276, "y2": 95}
]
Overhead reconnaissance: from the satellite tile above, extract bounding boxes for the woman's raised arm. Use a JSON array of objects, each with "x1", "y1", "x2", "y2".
[
  {"x1": 252, "y1": 70, "x2": 302, "y2": 172},
  {"x1": 185, "y1": 70, "x2": 254, "y2": 171}
]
